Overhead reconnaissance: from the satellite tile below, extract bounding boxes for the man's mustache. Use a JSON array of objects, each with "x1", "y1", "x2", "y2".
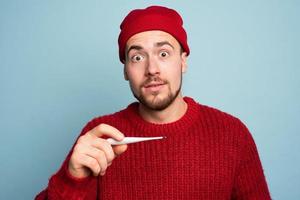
[{"x1": 142, "y1": 76, "x2": 168, "y2": 87}]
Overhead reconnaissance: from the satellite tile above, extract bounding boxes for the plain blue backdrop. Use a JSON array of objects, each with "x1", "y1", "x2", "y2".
[{"x1": 1, "y1": 0, "x2": 299, "y2": 199}]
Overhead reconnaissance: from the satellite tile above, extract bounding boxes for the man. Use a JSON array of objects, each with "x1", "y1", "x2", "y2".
[{"x1": 36, "y1": 5, "x2": 271, "y2": 199}]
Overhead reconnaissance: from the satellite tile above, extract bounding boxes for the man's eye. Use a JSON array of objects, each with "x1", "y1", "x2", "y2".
[
  {"x1": 131, "y1": 55, "x2": 144, "y2": 62},
  {"x1": 160, "y1": 51, "x2": 169, "y2": 58}
]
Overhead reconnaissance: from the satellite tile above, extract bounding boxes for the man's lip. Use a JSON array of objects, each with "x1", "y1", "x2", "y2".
[{"x1": 144, "y1": 82, "x2": 165, "y2": 88}]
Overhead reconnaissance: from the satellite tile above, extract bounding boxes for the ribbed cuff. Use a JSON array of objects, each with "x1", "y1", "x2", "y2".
[{"x1": 48, "y1": 164, "x2": 96, "y2": 199}]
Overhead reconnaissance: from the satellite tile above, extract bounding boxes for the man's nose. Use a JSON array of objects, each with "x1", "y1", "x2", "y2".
[{"x1": 145, "y1": 56, "x2": 160, "y2": 76}]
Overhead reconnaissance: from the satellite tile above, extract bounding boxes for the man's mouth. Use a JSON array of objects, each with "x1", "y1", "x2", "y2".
[
  {"x1": 144, "y1": 82, "x2": 165, "y2": 88},
  {"x1": 143, "y1": 82, "x2": 166, "y2": 92}
]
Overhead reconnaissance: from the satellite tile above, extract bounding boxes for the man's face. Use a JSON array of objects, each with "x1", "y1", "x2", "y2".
[{"x1": 124, "y1": 30, "x2": 187, "y2": 110}]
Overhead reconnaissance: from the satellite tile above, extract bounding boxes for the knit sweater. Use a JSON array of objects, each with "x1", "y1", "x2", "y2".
[{"x1": 36, "y1": 97, "x2": 271, "y2": 200}]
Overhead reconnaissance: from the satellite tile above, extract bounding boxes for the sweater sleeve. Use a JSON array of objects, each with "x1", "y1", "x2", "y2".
[
  {"x1": 231, "y1": 123, "x2": 271, "y2": 200},
  {"x1": 35, "y1": 120, "x2": 99, "y2": 200}
]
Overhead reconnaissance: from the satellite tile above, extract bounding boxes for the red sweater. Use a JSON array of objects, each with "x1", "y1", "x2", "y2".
[{"x1": 36, "y1": 97, "x2": 271, "y2": 200}]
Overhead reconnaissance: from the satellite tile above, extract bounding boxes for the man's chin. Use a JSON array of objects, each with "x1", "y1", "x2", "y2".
[
  {"x1": 144, "y1": 99, "x2": 169, "y2": 111},
  {"x1": 137, "y1": 93, "x2": 176, "y2": 111}
]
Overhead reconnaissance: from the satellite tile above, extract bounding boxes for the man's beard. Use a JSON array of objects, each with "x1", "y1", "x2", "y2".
[{"x1": 130, "y1": 76, "x2": 182, "y2": 111}]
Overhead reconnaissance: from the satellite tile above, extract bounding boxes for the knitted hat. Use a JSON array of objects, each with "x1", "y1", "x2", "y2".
[{"x1": 118, "y1": 5, "x2": 190, "y2": 63}]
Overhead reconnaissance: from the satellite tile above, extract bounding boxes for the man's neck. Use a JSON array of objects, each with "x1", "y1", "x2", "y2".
[{"x1": 138, "y1": 94, "x2": 187, "y2": 124}]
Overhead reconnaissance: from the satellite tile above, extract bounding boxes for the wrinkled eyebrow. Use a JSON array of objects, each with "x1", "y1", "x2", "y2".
[
  {"x1": 126, "y1": 45, "x2": 143, "y2": 57},
  {"x1": 155, "y1": 41, "x2": 174, "y2": 49}
]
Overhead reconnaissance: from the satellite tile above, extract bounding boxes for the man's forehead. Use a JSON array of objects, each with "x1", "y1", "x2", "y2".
[{"x1": 126, "y1": 30, "x2": 180, "y2": 49}]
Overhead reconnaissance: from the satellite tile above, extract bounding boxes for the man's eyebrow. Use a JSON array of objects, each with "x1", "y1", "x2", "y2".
[
  {"x1": 126, "y1": 45, "x2": 143, "y2": 56},
  {"x1": 155, "y1": 41, "x2": 174, "y2": 49}
]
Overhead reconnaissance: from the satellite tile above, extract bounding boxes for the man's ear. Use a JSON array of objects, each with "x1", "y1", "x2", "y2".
[
  {"x1": 181, "y1": 52, "x2": 188, "y2": 73},
  {"x1": 123, "y1": 65, "x2": 129, "y2": 80}
]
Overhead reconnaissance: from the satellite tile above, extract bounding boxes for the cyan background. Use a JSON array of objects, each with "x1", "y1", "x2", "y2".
[{"x1": 0, "y1": 0, "x2": 299, "y2": 199}]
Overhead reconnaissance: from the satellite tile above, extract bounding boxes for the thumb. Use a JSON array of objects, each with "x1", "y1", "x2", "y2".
[{"x1": 113, "y1": 144, "x2": 128, "y2": 156}]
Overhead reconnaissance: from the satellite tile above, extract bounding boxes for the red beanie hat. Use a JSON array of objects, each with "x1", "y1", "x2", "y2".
[{"x1": 118, "y1": 5, "x2": 190, "y2": 63}]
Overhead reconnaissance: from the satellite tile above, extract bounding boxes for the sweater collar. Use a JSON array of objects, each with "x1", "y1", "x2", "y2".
[{"x1": 125, "y1": 96, "x2": 201, "y2": 135}]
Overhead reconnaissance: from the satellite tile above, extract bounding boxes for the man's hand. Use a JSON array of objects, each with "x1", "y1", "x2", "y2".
[{"x1": 68, "y1": 123, "x2": 127, "y2": 178}]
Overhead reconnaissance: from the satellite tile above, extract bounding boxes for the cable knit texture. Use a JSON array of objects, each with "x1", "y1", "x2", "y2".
[{"x1": 35, "y1": 97, "x2": 271, "y2": 200}]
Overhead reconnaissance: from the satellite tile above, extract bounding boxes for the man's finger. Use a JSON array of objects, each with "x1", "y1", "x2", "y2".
[
  {"x1": 113, "y1": 144, "x2": 128, "y2": 156},
  {"x1": 76, "y1": 154, "x2": 101, "y2": 176},
  {"x1": 91, "y1": 138, "x2": 115, "y2": 164},
  {"x1": 89, "y1": 123, "x2": 124, "y2": 141}
]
